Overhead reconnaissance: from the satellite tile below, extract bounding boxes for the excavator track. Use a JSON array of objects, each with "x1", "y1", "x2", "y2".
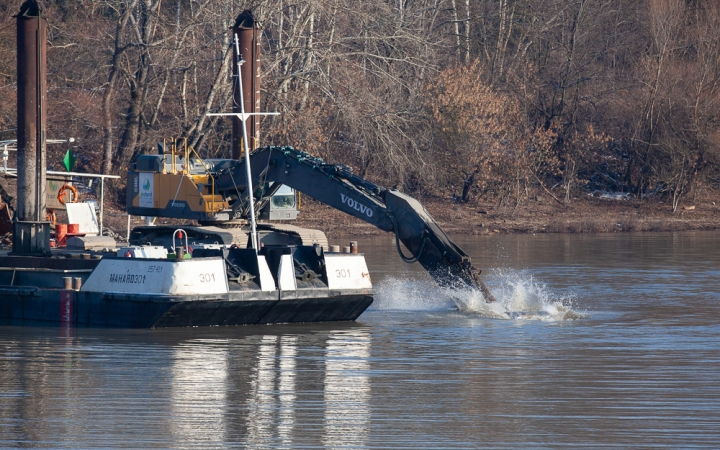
[{"x1": 198, "y1": 221, "x2": 329, "y2": 250}]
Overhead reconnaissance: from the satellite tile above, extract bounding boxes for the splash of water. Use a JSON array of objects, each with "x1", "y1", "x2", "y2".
[
  {"x1": 372, "y1": 269, "x2": 583, "y2": 321},
  {"x1": 370, "y1": 275, "x2": 456, "y2": 312},
  {"x1": 452, "y1": 268, "x2": 582, "y2": 320}
]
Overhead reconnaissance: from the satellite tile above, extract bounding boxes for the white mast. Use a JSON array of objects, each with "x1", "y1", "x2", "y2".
[{"x1": 207, "y1": 33, "x2": 278, "y2": 253}]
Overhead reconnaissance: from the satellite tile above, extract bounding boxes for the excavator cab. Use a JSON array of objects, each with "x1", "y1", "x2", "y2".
[{"x1": 259, "y1": 184, "x2": 299, "y2": 220}]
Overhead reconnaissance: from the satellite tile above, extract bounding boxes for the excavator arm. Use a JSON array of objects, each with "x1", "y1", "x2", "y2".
[{"x1": 215, "y1": 146, "x2": 496, "y2": 302}]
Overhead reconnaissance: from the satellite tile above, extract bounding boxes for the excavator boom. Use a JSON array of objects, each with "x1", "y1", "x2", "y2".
[{"x1": 213, "y1": 146, "x2": 496, "y2": 301}]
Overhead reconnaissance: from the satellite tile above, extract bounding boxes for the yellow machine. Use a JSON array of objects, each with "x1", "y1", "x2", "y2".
[{"x1": 128, "y1": 138, "x2": 230, "y2": 220}]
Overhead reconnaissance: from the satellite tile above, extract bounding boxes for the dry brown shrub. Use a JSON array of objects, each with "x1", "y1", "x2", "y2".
[
  {"x1": 265, "y1": 95, "x2": 331, "y2": 156},
  {"x1": 425, "y1": 60, "x2": 525, "y2": 201}
]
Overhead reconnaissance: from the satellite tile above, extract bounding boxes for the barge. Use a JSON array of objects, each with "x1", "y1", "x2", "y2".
[{"x1": 0, "y1": 243, "x2": 372, "y2": 327}]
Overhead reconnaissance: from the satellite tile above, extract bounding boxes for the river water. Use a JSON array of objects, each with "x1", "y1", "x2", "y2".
[{"x1": 1, "y1": 231, "x2": 719, "y2": 448}]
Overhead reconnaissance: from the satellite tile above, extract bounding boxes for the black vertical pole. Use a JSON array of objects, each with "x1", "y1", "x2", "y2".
[{"x1": 13, "y1": 0, "x2": 49, "y2": 255}]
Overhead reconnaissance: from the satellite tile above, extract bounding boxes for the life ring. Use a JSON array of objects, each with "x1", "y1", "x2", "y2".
[
  {"x1": 45, "y1": 209, "x2": 56, "y2": 225},
  {"x1": 57, "y1": 184, "x2": 77, "y2": 205}
]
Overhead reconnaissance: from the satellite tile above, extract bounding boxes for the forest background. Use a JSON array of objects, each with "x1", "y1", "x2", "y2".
[{"x1": 0, "y1": 0, "x2": 719, "y2": 234}]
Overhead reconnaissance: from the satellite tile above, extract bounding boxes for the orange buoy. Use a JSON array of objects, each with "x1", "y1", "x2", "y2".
[{"x1": 57, "y1": 184, "x2": 78, "y2": 205}]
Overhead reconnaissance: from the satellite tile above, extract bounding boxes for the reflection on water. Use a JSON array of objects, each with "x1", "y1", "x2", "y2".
[
  {"x1": 171, "y1": 341, "x2": 228, "y2": 446},
  {"x1": 245, "y1": 335, "x2": 279, "y2": 446},
  {"x1": 279, "y1": 335, "x2": 297, "y2": 448},
  {"x1": 166, "y1": 329, "x2": 370, "y2": 448},
  {"x1": 323, "y1": 331, "x2": 370, "y2": 449},
  {"x1": 1, "y1": 231, "x2": 720, "y2": 448},
  {"x1": 0, "y1": 327, "x2": 375, "y2": 448}
]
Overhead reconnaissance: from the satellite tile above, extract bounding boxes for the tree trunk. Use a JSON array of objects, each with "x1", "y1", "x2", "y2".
[
  {"x1": 451, "y1": 0, "x2": 461, "y2": 63},
  {"x1": 101, "y1": 0, "x2": 139, "y2": 175}
]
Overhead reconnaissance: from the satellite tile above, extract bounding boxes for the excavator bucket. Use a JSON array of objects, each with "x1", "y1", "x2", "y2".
[{"x1": 384, "y1": 190, "x2": 496, "y2": 302}]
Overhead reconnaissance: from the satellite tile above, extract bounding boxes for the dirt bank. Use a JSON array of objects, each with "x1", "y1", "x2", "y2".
[
  {"x1": 290, "y1": 194, "x2": 720, "y2": 238},
  {"x1": 51, "y1": 189, "x2": 720, "y2": 241}
]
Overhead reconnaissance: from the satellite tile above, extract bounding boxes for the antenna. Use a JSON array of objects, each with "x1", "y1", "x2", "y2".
[{"x1": 206, "y1": 33, "x2": 279, "y2": 252}]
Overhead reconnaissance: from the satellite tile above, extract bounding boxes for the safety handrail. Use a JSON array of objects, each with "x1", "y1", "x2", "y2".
[{"x1": 172, "y1": 229, "x2": 189, "y2": 256}]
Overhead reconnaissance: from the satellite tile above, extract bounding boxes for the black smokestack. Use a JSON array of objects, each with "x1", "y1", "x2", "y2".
[{"x1": 232, "y1": 10, "x2": 261, "y2": 159}]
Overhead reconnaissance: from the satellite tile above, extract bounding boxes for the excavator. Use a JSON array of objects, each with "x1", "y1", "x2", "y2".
[
  {"x1": 125, "y1": 11, "x2": 495, "y2": 304},
  {"x1": 126, "y1": 143, "x2": 496, "y2": 303}
]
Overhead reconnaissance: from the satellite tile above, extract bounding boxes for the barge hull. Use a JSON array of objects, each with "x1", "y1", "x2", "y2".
[
  {"x1": 0, "y1": 250, "x2": 374, "y2": 328},
  {"x1": 0, "y1": 288, "x2": 372, "y2": 328}
]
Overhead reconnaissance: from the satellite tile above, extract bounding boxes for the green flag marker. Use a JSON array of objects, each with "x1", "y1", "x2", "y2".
[{"x1": 63, "y1": 150, "x2": 75, "y2": 172}]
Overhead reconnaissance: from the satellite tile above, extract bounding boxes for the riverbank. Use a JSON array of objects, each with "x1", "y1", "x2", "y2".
[
  {"x1": 291, "y1": 194, "x2": 720, "y2": 238},
  {"x1": 97, "y1": 191, "x2": 720, "y2": 240}
]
